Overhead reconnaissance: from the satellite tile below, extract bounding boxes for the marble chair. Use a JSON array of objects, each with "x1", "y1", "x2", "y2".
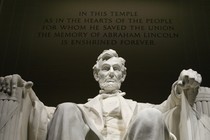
[{"x1": 194, "y1": 87, "x2": 210, "y2": 117}]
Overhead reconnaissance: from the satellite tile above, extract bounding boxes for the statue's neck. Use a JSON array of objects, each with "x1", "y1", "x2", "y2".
[{"x1": 99, "y1": 89, "x2": 121, "y2": 94}]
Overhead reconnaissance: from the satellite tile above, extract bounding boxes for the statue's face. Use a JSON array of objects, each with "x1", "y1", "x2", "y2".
[{"x1": 97, "y1": 57, "x2": 125, "y2": 92}]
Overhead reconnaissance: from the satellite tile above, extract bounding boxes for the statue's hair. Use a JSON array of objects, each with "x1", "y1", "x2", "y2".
[{"x1": 93, "y1": 49, "x2": 127, "y2": 78}]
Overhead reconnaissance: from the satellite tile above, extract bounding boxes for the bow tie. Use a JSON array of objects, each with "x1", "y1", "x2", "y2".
[{"x1": 99, "y1": 90, "x2": 126, "y2": 99}]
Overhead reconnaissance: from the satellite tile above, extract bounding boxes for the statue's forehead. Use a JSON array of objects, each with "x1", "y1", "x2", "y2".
[{"x1": 99, "y1": 57, "x2": 122, "y2": 67}]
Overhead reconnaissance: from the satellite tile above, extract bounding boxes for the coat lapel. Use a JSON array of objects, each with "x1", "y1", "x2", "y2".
[
  {"x1": 119, "y1": 96, "x2": 137, "y2": 128},
  {"x1": 81, "y1": 93, "x2": 137, "y2": 134},
  {"x1": 83, "y1": 95, "x2": 104, "y2": 131}
]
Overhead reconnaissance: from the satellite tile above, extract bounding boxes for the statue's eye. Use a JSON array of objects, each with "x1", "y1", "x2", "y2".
[
  {"x1": 102, "y1": 65, "x2": 110, "y2": 71},
  {"x1": 113, "y1": 65, "x2": 120, "y2": 71}
]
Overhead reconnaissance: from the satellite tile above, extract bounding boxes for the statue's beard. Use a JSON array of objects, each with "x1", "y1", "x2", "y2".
[{"x1": 99, "y1": 82, "x2": 121, "y2": 93}]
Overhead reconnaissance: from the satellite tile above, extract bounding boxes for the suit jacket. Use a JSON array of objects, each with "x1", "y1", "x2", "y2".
[{"x1": 77, "y1": 86, "x2": 180, "y2": 139}]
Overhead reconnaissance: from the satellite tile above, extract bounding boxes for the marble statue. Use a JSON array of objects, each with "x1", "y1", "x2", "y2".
[{"x1": 0, "y1": 49, "x2": 209, "y2": 140}]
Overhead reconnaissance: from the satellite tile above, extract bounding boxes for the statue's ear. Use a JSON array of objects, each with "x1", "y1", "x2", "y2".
[
  {"x1": 121, "y1": 74, "x2": 126, "y2": 82},
  {"x1": 93, "y1": 69, "x2": 99, "y2": 81}
]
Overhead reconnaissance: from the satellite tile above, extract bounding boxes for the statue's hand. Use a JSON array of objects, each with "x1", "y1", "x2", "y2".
[
  {"x1": 0, "y1": 74, "x2": 33, "y2": 96},
  {"x1": 176, "y1": 69, "x2": 202, "y2": 106},
  {"x1": 177, "y1": 69, "x2": 202, "y2": 90}
]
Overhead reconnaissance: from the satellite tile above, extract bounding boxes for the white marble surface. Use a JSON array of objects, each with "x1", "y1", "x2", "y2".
[{"x1": 0, "y1": 49, "x2": 209, "y2": 140}]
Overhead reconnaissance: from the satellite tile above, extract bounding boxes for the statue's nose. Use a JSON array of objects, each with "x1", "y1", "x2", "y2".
[{"x1": 109, "y1": 67, "x2": 114, "y2": 77}]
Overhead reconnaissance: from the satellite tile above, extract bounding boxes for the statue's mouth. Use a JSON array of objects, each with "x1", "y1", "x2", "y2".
[{"x1": 106, "y1": 79, "x2": 115, "y2": 82}]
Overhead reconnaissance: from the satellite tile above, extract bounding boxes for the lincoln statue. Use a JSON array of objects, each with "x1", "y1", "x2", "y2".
[{"x1": 0, "y1": 49, "x2": 209, "y2": 140}]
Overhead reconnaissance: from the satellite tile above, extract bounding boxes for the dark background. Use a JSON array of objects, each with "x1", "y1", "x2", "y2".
[{"x1": 0, "y1": 0, "x2": 210, "y2": 106}]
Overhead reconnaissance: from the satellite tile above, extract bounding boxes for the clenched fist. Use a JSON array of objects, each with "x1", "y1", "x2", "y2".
[{"x1": 176, "y1": 69, "x2": 202, "y2": 106}]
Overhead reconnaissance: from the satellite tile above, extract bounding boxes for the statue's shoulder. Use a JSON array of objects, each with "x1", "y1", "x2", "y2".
[{"x1": 125, "y1": 98, "x2": 136, "y2": 103}]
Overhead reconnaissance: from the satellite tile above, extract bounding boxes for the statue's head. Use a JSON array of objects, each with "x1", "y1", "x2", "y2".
[{"x1": 93, "y1": 49, "x2": 127, "y2": 93}]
